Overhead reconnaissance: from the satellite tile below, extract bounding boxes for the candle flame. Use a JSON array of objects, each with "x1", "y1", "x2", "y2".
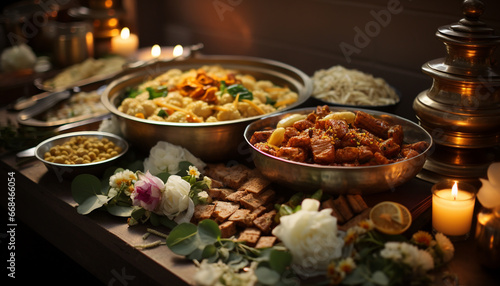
[
  {"x1": 151, "y1": 44, "x2": 161, "y2": 58},
  {"x1": 173, "y1": 45, "x2": 183, "y2": 57},
  {"x1": 120, "y1": 27, "x2": 130, "y2": 40},
  {"x1": 451, "y1": 181, "x2": 458, "y2": 200}
]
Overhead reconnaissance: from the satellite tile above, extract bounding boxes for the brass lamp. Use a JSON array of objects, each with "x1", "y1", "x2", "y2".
[{"x1": 413, "y1": 0, "x2": 500, "y2": 183}]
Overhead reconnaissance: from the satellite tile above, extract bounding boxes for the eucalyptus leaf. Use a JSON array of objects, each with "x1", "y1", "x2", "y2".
[
  {"x1": 166, "y1": 223, "x2": 200, "y2": 256},
  {"x1": 159, "y1": 216, "x2": 177, "y2": 229},
  {"x1": 202, "y1": 244, "x2": 218, "y2": 260},
  {"x1": 106, "y1": 205, "x2": 134, "y2": 217},
  {"x1": 187, "y1": 246, "x2": 204, "y2": 261},
  {"x1": 255, "y1": 267, "x2": 280, "y2": 285},
  {"x1": 269, "y1": 249, "x2": 292, "y2": 274},
  {"x1": 156, "y1": 172, "x2": 170, "y2": 183},
  {"x1": 150, "y1": 212, "x2": 160, "y2": 226},
  {"x1": 131, "y1": 207, "x2": 146, "y2": 221},
  {"x1": 371, "y1": 271, "x2": 389, "y2": 286},
  {"x1": 197, "y1": 219, "x2": 220, "y2": 244},
  {"x1": 176, "y1": 161, "x2": 193, "y2": 176},
  {"x1": 342, "y1": 266, "x2": 370, "y2": 285},
  {"x1": 71, "y1": 174, "x2": 103, "y2": 204},
  {"x1": 77, "y1": 195, "x2": 111, "y2": 215}
]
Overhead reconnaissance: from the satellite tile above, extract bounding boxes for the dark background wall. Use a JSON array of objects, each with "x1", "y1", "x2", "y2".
[{"x1": 134, "y1": 0, "x2": 500, "y2": 119}]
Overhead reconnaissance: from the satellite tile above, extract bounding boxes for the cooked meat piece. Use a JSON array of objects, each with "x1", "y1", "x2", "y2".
[
  {"x1": 321, "y1": 198, "x2": 346, "y2": 224},
  {"x1": 286, "y1": 130, "x2": 311, "y2": 150},
  {"x1": 338, "y1": 208, "x2": 371, "y2": 232},
  {"x1": 402, "y1": 148, "x2": 420, "y2": 159},
  {"x1": 379, "y1": 137, "x2": 401, "y2": 158},
  {"x1": 239, "y1": 193, "x2": 263, "y2": 210},
  {"x1": 253, "y1": 210, "x2": 277, "y2": 233},
  {"x1": 219, "y1": 221, "x2": 237, "y2": 238},
  {"x1": 335, "y1": 147, "x2": 358, "y2": 163},
  {"x1": 369, "y1": 152, "x2": 390, "y2": 165},
  {"x1": 316, "y1": 105, "x2": 331, "y2": 118},
  {"x1": 208, "y1": 188, "x2": 235, "y2": 200},
  {"x1": 213, "y1": 201, "x2": 240, "y2": 222},
  {"x1": 354, "y1": 111, "x2": 390, "y2": 139},
  {"x1": 292, "y1": 119, "x2": 314, "y2": 131},
  {"x1": 222, "y1": 165, "x2": 250, "y2": 189},
  {"x1": 249, "y1": 130, "x2": 273, "y2": 145},
  {"x1": 225, "y1": 190, "x2": 248, "y2": 202},
  {"x1": 311, "y1": 135, "x2": 335, "y2": 164},
  {"x1": 358, "y1": 145, "x2": 374, "y2": 162},
  {"x1": 251, "y1": 205, "x2": 268, "y2": 216},
  {"x1": 276, "y1": 147, "x2": 307, "y2": 162},
  {"x1": 237, "y1": 228, "x2": 261, "y2": 246},
  {"x1": 193, "y1": 204, "x2": 216, "y2": 222},
  {"x1": 257, "y1": 189, "x2": 276, "y2": 205},
  {"x1": 333, "y1": 195, "x2": 354, "y2": 221},
  {"x1": 403, "y1": 141, "x2": 430, "y2": 153},
  {"x1": 209, "y1": 178, "x2": 224, "y2": 188},
  {"x1": 346, "y1": 194, "x2": 369, "y2": 214},
  {"x1": 388, "y1": 125, "x2": 404, "y2": 145},
  {"x1": 306, "y1": 112, "x2": 318, "y2": 123},
  {"x1": 228, "y1": 209, "x2": 257, "y2": 227},
  {"x1": 284, "y1": 126, "x2": 300, "y2": 141},
  {"x1": 254, "y1": 142, "x2": 278, "y2": 156},
  {"x1": 255, "y1": 236, "x2": 277, "y2": 249},
  {"x1": 204, "y1": 163, "x2": 230, "y2": 182},
  {"x1": 238, "y1": 176, "x2": 271, "y2": 194},
  {"x1": 324, "y1": 119, "x2": 349, "y2": 139}
]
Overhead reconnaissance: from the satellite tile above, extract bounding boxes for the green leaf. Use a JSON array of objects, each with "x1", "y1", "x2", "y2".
[
  {"x1": 77, "y1": 195, "x2": 111, "y2": 215},
  {"x1": 150, "y1": 212, "x2": 160, "y2": 226},
  {"x1": 156, "y1": 172, "x2": 171, "y2": 183},
  {"x1": 106, "y1": 205, "x2": 134, "y2": 217},
  {"x1": 166, "y1": 223, "x2": 200, "y2": 256},
  {"x1": 146, "y1": 86, "x2": 168, "y2": 99},
  {"x1": 227, "y1": 84, "x2": 253, "y2": 101},
  {"x1": 371, "y1": 271, "x2": 389, "y2": 286},
  {"x1": 269, "y1": 249, "x2": 292, "y2": 274},
  {"x1": 197, "y1": 219, "x2": 220, "y2": 245},
  {"x1": 255, "y1": 267, "x2": 280, "y2": 285},
  {"x1": 342, "y1": 266, "x2": 370, "y2": 285},
  {"x1": 159, "y1": 216, "x2": 177, "y2": 229},
  {"x1": 131, "y1": 207, "x2": 147, "y2": 221},
  {"x1": 202, "y1": 244, "x2": 218, "y2": 259},
  {"x1": 176, "y1": 161, "x2": 193, "y2": 176},
  {"x1": 71, "y1": 174, "x2": 103, "y2": 204}
]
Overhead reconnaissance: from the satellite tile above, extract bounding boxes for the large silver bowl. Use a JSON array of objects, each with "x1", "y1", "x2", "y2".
[
  {"x1": 244, "y1": 107, "x2": 433, "y2": 195},
  {"x1": 101, "y1": 55, "x2": 312, "y2": 162}
]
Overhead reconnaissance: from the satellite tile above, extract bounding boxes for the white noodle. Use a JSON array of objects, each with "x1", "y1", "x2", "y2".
[{"x1": 311, "y1": 65, "x2": 399, "y2": 106}]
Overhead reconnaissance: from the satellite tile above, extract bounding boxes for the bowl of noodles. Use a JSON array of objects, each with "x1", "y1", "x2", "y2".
[
  {"x1": 309, "y1": 65, "x2": 400, "y2": 112},
  {"x1": 101, "y1": 55, "x2": 312, "y2": 162}
]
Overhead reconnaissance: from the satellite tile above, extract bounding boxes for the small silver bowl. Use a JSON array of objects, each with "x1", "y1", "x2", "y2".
[
  {"x1": 244, "y1": 107, "x2": 433, "y2": 195},
  {"x1": 35, "y1": 131, "x2": 129, "y2": 179}
]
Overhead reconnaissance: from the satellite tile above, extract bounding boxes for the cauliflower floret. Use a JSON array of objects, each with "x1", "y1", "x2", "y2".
[
  {"x1": 218, "y1": 93, "x2": 233, "y2": 105},
  {"x1": 182, "y1": 96, "x2": 194, "y2": 107},
  {"x1": 135, "y1": 92, "x2": 150, "y2": 102},
  {"x1": 238, "y1": 74, "x2": 256, "y2": 90},
  {"x1": 147, "y1": 114, "x2": 166, "y2": 121},
  {"x1": 254, "y1": 80, "x2": 274, "y2": 90},
  {"x1": 205, "y1": 116, "x2": 218, "y2": 122},
  {"x1": 118, "y1": 98, "x2": 145, "y2": 116},
  {"x1": 141, "y1": 100, "x2": 158, "y2": 117},
  {"x1": 252, "y1": 90, "x2": 268, "y2": 104},
  {"x1": 164, "y1": 92, "x2": 185, "y2": 107},
  {"x1": 216, "y1": 104, "x2": 241, "y2": 121},
  {"x1": 165, "y1": 111, "x2": 187, "y2": 122},
  {"x1": 186, "y1": 101, "x2": 213, "y2": 119}
]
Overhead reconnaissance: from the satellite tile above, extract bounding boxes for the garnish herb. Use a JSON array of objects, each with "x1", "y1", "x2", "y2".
[{"x1": 226, "y1": 84, "x2": 253, "y2": 101}]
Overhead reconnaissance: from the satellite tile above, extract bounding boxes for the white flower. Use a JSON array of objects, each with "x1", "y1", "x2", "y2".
[
  {"x1": 435, "y1": 232, "x2": 454, "y2": 263},
  {"x1": 477, "y1": 162, "x2": 500, "y2": 209},
  {"x1": 272, "y1": 198, "x2": 344, "y2": 277},
  {"x1": 143, "y1": 141, "x2": 206, "y2": 176},
  {"x1": 187, "y1": 165, "x2": 201, "y2": 178},
  {"x1": 156, "y1": 175, "x2": 194, "y2": 223},
  {"x1": 380, "y1": 242, "x2": 434, "y2": 273},
  {"x1": 108, "y1": 169, "x2": 137, "y2": 197},
  {"x1": 194, "y1": 260, "x2": 257, "y2": 286}
]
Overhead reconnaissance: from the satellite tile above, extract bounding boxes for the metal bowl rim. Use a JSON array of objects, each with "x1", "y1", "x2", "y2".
[
  {"x1": 35, "y1": 131, "x2": 129, "y2": 167},
  {"x1": 101, "y1": 55, "x2": 313, "y2": 127},
  {"x1": 244, "y1": 106, "x2": 433, "y2": 170}
]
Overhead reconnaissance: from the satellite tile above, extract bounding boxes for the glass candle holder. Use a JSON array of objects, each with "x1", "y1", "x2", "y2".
[{"x1": 432, "y1": 179, "x2": 476, "y2": 241}]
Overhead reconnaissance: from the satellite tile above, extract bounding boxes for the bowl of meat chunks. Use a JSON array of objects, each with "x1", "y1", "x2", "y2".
[{"x1": 244, "y1": 105, "x2": 432, "y2": 194}]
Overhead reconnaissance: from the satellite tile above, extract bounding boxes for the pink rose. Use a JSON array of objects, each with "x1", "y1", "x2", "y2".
[{"x1": 131, "y1": 171, "x2": 164, "y2": 211}]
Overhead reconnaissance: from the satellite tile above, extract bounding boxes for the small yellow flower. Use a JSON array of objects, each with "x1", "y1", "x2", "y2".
[
  {"x1": 358, "y1": 219, "x2": 374, "y2": 231},
  {"x1": 412, "y1": 230, "x2": 433, "y2": 247},
  {"x1": 344, "y1": 228, "x2": 358, "y2": 245},
  {"x1": 187, "y1": 165, "x2": 201, "y2": 179},
  {"x1": 338, "y1": 257, "x2": 356, "y2": 274}
]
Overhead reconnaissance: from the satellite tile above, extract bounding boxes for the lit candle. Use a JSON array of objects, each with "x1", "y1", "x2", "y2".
[
  {"x1": 432, "y1": 180, "x2": 476, "y2": 239},
  {"x1": 111, "y1": 27, "x2": 139, "y2": 57}
]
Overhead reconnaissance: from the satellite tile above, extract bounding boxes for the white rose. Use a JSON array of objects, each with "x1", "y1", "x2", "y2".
[
  {"x1": 477, "y1": 162, "x2": 500, "y2": 209},
  {"x1": 156, "y1": 175, "x2": 194, "y2": 223},
  {"x1": 272, "y1": 198, "x2": 344, "y2": 277},
  {"x1": 143, "y1": 141, "x2": 206, "y2": 175}
]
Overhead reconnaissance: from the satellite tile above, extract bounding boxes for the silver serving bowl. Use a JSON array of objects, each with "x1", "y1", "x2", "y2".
[
  {"x1": 244, "y1": 107, "x2": 433, "y2": 195},
  {"x1": 35, "y1": 131, "x2": 129, "y2": 179},
  {"x1": 101, "y1": 55, "x2": 312, "y2": 162}
]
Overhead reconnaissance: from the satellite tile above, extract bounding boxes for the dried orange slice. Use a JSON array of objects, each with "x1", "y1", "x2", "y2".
[{"x1": 369, "y1": 201, "x2": 412, "y2": 235}]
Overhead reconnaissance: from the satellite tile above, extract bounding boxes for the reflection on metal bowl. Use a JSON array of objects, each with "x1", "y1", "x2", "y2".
[
  {"x1": 35, "y1": 131, "x2": 129, "y2": 179},
  {"x1": 244, "y1": 107, "x2": 433, "y2": 195},
  {"x1": 101, "y1": 55, "x2": 312, "y2": 162}
]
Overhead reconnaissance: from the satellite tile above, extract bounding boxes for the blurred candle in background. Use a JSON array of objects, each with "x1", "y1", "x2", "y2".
[{"x1": 111, "y1": 27, "x2": 139, "y2": 57}]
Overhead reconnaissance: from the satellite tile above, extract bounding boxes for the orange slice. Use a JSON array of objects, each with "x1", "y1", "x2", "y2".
[{"x1": 369, "y1": 201, "x2": 412, "y2": 235}]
